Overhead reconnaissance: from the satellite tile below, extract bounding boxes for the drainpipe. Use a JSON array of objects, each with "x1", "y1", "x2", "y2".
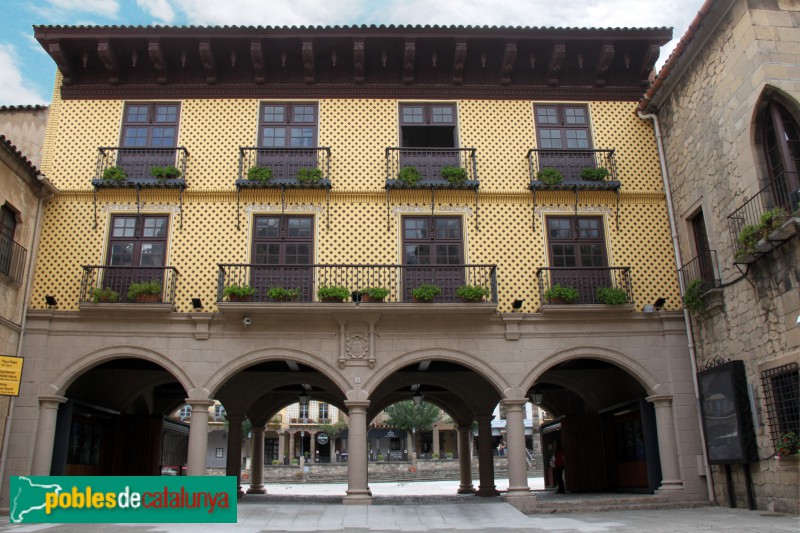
[
  {"x1": 638, "y1": 110, "x2": 715, "y2": 503},
  {"x1": 0, "y1": 181, "x2": 55, "y2": 501}
]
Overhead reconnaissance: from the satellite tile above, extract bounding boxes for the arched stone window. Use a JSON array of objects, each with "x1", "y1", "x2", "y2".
[{"x1": 762, "y1": 100, "x2": 800, "y2": 210}]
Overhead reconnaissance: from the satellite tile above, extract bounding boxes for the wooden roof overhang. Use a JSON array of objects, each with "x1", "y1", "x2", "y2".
[{"x1": 34, "y1": 25, "x2": 672, "y2": 101}]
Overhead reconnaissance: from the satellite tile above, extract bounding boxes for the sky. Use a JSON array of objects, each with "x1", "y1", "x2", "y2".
[{"x1": 0, "y1": 0, "x2": 703, "y2": 106}]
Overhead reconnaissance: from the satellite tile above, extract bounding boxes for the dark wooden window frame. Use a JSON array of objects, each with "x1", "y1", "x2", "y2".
[
  {"x1": 251, "y1": 215, "x2": 315, "y2": 264},
  {"x1": 534, "y1": 104, "x2": 593, "y2": 150},
  {"x1": 106, "y1": 214, "x2": 170, "y2": 268},
  {"x1": 398, "y1": 102, "x2": 458, "y2": 148},
  {"x1": 120, "y1": 102, "x2": 181, "y2": 148},
  {"x1": 762, "y1": 100, "x2": 800, "y2": 209},
  {"x1": 258, "y1": 102, "x2": 319, "y2": 148},
  {"x1": 546, "y1": 215, "x2": 608, "y2": 268}
]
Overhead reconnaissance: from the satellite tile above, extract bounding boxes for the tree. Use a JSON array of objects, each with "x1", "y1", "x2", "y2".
[
  {"x1": 318, "y1": 419, "x2": 347, "y2": 436},
  {"x1": 384, "y1": 400, "x2": 440, "y2": 432}
]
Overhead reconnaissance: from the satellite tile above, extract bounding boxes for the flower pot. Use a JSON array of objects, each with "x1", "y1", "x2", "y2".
[
  {"x1": 135, "y1": 294, "x2": 160, "y2": 304},
  {"x1": 549, "y1": 297, "x2": 570, "y2": 305},
  {"x1": 228, "y1": 295, "x2": 253, "y2": 302},
  {"x1": 413, "y1": 296, "x2": 434, "y2": 303},
  {"x1": 321, "y1": 297, "x2": 344, "y2": 303},
  {"x1": 361, "y1": 294, "x2": 384, "y2": 303},
  {"x1": 460, "y1": 297, "x2": 483, "y2": 303}
]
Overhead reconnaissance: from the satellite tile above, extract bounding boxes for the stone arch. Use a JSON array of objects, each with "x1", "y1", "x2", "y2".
[
  {"x1": 518, "y1": 344, "x2": 661, "y2": 396},
  {"x1": 203, "y1": 346, "x2": 350, "y2": 398},
  {"x1": 48, "y1": 344, "x2": 195, "y2": 397},
  {"x1": 361, "y1": 347, "x2": 510, "y2": 398}
]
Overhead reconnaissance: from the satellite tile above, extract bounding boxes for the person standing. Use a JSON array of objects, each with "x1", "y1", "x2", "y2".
[{"x1": 554, "y1": 443, "x2": 566, "y2": 494}]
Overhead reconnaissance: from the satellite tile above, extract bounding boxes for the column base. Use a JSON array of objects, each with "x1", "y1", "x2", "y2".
[
  {"x1": 657, "y1": 480, "x2": 685, "y2": 491},
  {"x1": 475, "y1": 486, "x2": 500, "y2": 497},
  {"x1": 343, "y1": 490, "x2": 373, "y2": 505},
  {"x1": 457, "y1": 485, "x2": 475, "y2": 494},
  {"x1": 246, "y1": 485, "x2": 266, "y2": 494},
  {"x1": 506, "y1": 487, "x2": 531, "y2": 495}
]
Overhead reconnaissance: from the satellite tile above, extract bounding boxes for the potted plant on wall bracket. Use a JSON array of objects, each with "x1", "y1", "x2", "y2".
[
  {"x1": 537, "y1": 167, "x2": 564, "y2": 186},
  {"x1": 91, "y1": 287, "x2": 120, "y2": 303},
  {"x1": 596, "y1": 286, "x2": 628, "y2": 305},
  {"x1": 127, "y1": 280, "x2": 162, "y2": 303},
  {"x1": 102, "y1": 166, "x2": 128, "y2": 182},
  {"x1": 456, "y1": 284, "x2": 490, "y2": 302},
  {"x1": 682, "y1": 279, "x2": 705, "y2": 313},
  {"x1": 542, "y1": 284, "x2": 579, "y2": 304},
  {"x1": 296, "y1": 167, "x2": 322, "y2": 184},
  {"x1": 412, "y1": 284, "x2": 442, "y2": 303},
  {"x1": 397, "y1": 166, "x2": 422, "y2": 186},
  {"x1": 359, "y1": 287, "x2": 389, "y2": 303},
  {"x1": 440, "y1": 165, "x2": 468, "y2": 185},
  {"x1": 317, "y1": 285, "x2": 350, "y2": 302},
  {"x1": 224, "y1": 284, "x2": 256, "y2": 302},
  {"x1": 267, "y1": 287, "x2": 300, "y2": 302},
  {"x1": 150, "y1": 165, "x2": 182, "y2": 180},
  {"x1": 247, "y1": 166, "x2": 273, "y2": 182}
]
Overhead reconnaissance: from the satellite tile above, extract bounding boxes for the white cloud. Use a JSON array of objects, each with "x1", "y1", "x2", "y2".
[
  {"x1": 0, "y1": 43, "x2": 48, "y2": 105},
  {"x1": 136, "y1": 0, "x2": 176, "y2": 24},
  {"x1": 43, "y1": 0, "x2": 120, "y2": 18}
]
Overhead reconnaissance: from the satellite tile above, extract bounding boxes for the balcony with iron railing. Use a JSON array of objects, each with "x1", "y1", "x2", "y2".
[
  {"x1": 536, "y1": 267, "x2": 633, "y2": 308},
  {"x1": 727, "y1": 175, "x2": 799, "y2": 263},
  {"x1": 217, "y1": 263, "x2": 497, "y2": 311},
  {"x1": 678, "y1": 250, "x2": 721, "y2": 293},
  {"x1": 385, "y1": 147, "x2": 479, "y2": 189},
  {"x1": 0, "y1": 233, "x2": 27, "y2": 285},
  {"x1": 79, "y1": 266, "x2": 179, "y2": 308},
  {"x1": 236, "y1": 146, "x2": 332, "y2": 189},
  {"x1": 527, "y1": 148, "x2": 619, "y2": 189},
  {"x1": 92, "y1": 147, "x2": 189, "y2": 188}
]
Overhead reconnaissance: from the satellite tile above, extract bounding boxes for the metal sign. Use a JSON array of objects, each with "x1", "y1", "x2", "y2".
[
  {"x1": 316, "y1": 432, "x2": 329, "y2": 445},
  {"x1": 0, "y1": 356, "x2": 24, "y2": 396}
]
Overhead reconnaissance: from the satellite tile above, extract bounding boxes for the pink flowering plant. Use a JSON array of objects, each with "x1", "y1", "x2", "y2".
[{"x1": 775, "y1": 431, "x2": 799, "y2": 458}]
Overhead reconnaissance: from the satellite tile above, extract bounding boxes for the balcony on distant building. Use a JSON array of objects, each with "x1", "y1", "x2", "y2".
[
  {"x1": 79, "y1": 265, "x2": 179, "y2": 307},
  {"x1": 536, "y1": 266, "x2": 633, "y2": 307}
]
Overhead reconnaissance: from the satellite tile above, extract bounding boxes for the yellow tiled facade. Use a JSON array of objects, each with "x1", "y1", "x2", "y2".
[{"x1": 32, "y1": 91, "x2": 678, "y2": 313}]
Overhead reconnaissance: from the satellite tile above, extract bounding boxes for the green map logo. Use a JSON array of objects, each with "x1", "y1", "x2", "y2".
[{"x1": 10, "y1": 476, "x2": 236, "y2": 523}]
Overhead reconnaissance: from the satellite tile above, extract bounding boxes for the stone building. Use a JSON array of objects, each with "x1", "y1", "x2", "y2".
[
  {"x1": 2, "y1": 23, "x2": 710, "y2": 511},
  {"x1": 637, "y1": 0, "x2": 799, "y2": 513}
]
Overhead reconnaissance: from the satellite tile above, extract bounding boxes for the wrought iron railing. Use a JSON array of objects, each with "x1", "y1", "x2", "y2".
[
  {"x1": 679, "y1": 251, "x2": 721, "y2": 293},
  {"x1": 95, "y1": 147, "x2": 189, "y2": 182},
  {"x1": 527, "y1": 148, "x2": 617, "y2": 183},
  {"x1": 386, "y1": 147, "x2": 478, "y2": 184},
  {"x1": 727, "y1": 175, "x2": 798, "y2": 255},
  {"x1": 0, "y1": 233, "x2": 27, "y2": 284},
  {"x1": 79, "y1": 266, "x2": 179, "y2": 305},
  {"x1": 217, "y1": 263, "x2": 497, "y2": 304},
  {"x1": 238, "y1": 147, "x2": 331, "y2": 182},
  {"x1": 536, "y1": 266, "x2": 633, "y2": 305}
]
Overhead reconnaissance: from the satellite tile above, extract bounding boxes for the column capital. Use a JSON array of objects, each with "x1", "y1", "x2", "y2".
[
  {"x1": 38, "y1": 395, "x2": 67, "y2": 407},
  {"x1": 184, "y1": 399, "x2": 215, "y2": 409},
  {"x1": 251, "y1": 425, "x2": 266, "y2": 433},
  {"x1": 344, "y1": 400, "x2": 370, "y2": 412},
  {"x1": 646, "y1": 394, "x2": 673, "y2": 407},
  {"x1": 500, "y1": 398, "x2": 528, "y2": 410}
]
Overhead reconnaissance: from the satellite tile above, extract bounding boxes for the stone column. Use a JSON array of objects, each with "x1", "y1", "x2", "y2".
[
  {"x1": 646, "y1": 395, "x2": 684, "y2": 490},
  {"x1": 343, "y1": 400, "x2": 371, "y2": 504},
  {"x1": 226, "y1": 414, "x2": 245, "y2": 497},
  {"x1": 30, "y1": 396, "x2": 67, "y2": 475},
  {"x1": 277, "y1": 430, "x2": 285, "y2": 462},
  {"x1": 310, "y1": 431, "x2": 317, "y2": 462},
  {"x1": 475, "y1": 414, "x2": 498, "y2": 496},
  {"x1": 433, "y1": 425, "x2": 440, "y2": 457},
  {"x1": 331, "y1": 436, "x2": 337, "y2": 462},
  {"x1": 456, "y1": 425, "x2": 475, "y2": 494},
  {"x1": 247, "y1": 425, "x2": 266, "y2": 494},
  {"x1": 502, "y1": 399, "x2": 530, "y2": 495},
  {"x1": 289, "y1": 432, "x2": 295, "y2": 460},
  {"x1": 186, "y1": 399, "x2": 214, "y2": 476}
]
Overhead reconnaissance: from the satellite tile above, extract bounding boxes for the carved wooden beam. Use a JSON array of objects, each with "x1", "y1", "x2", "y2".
[
  {"x1": 48, "y1": 41, "x2": 73, "y2": 85},
  {"x1": 302, "y1": 40, "x2": 314, "y2": 84},
  {"x1": 148, "y1": 40, "x2": 168, "y2": 84},
  {"x1": 353, "y1": 40, "x2": 365, "y2": 83},
  {"x1": 403, "y1": 40, "x2": 415, "y2": 84},
  {"x1": 547, "y1": 42, "x2": 565, "y2": 86},
  {"x1": 639, "y1": 44, "x2": 660, "y2": 85},
  {"x1": 593, "y1": 43, "x2": 614, "y2": 87},
  {"x1": 452, "y1": 41, "x2": 466, "y2": 84},
  {"x1": 198, "y1": 40, "x2": 216, "y2": 84},
  {"x1": 250, "y1": 40, "x2": 265, "y2": 83},
  {"x1": 97, "y1": 40, "x2": 119, "y2": 84},
  {"x1": 501, "y1": 41, "x2": 517, "y2": 85}
]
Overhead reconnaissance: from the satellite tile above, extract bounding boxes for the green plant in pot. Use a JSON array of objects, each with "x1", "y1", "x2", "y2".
[
  {"x1": 359, "y1": 287, "x2": 389, "y2": 303},
  {"x1": 150, "y1": 165, "x2": 182, "y2": 180},
  {"x1": 580, "y1": 166, "x2": 610, "y2": 181},
  {"x1": 126, "y1": 280, "x2": 162, "y2": 303},
  {"x1": 759, "y1": 207, "x2": 788, "y2": 235},
  {"x1": 440, "y1": 165, "x2": 468, "y2": 185},
  {"x1": 412, "y1": 284, "x2": 442, "y2": 302},
  {"x1": 102, "y1": 166, "x2": 128, "y2": 182},
  {"x1": 247, "y1": 166, "x2": 273, "y2": 182},
  {"x1": 296, "y1": 167, "x2": 322, "y2": 183},
  {"x1": 596, "y1": 286, "x2": 628, "y2": 305},
  {"x1": 267, "y1": 287, "x2": 300, "y2": 302},
  {"x1": 224, "y1": 284, "x2": 256, "y2": 302},
  {"x1": 537, "y1": 167, "x2": 564, "y2": 186},
  {"x1": 683, "y1": 279, "x2": 705, "y2": 313},
  {"x1": 737, "y1": 223, "x2": 761, "y2": 257},
  {"x1": 543, "y1": 284, "x2": 579, "y2": 304},
  {"x1": 397, "y1": 166, "x2": 422, "y2": 186},
  {"x1": 91, "y1": 287, "x2": 119, "y2": 303},
  {"x1": 317, "y1": 285, "x2": 350, "y2": 302},
  {"x1": 456, "y1": 284, "x2": 490, "y2": 302}
]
